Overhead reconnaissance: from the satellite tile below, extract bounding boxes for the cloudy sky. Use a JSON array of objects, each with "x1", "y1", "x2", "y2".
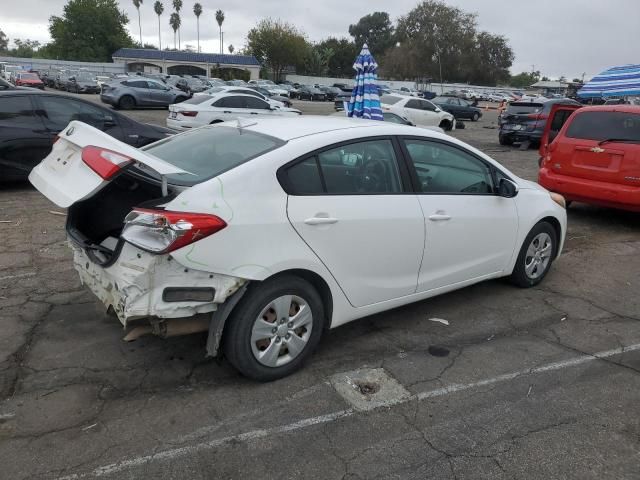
[{"x1": 2, "y1": 0, "x2": 638, "y2": 79}]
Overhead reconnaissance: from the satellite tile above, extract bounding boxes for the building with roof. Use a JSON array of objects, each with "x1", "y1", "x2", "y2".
[{"x1": 112, "y1": 48, "x2": 261, "y2": 80}]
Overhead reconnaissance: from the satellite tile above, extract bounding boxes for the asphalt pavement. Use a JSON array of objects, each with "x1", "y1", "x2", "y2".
[{"x1": 0, "y1": 95, "x2": 639, "y2": 479}]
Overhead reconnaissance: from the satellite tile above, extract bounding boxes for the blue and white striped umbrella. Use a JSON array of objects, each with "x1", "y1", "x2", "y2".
[
  {"x1": 347, "y1": 44, "x2": 383, "y2": 120},
  {"x1": 578, "y1": 64, "x2": 640, "y2": 98}
]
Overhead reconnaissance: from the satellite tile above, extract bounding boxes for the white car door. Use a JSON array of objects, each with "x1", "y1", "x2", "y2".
[
  {"x1": 285, "y1": 138, "x2": 425, "y2": 308},
  {"x1": 403, "y1": 98, "x2": 440, "y2": 127},
  {"x1": 208, "y1": 95, "x2": 249, "y2": 122},
  {"x1": 400, "y1": 137, "x2": 519, "y2": 292}
]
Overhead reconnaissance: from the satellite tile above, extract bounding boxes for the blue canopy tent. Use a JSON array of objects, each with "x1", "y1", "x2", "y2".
[
  {"x1": 347, "y1": 44, "x2": 383, "y2": 120},
  {"x1": 578, "y1": 64, "x2": 640, "y2": 98}
]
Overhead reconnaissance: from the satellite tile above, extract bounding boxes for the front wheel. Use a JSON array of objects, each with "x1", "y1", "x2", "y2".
[
  {"x1": 509, "y1": 222, "x2": 558, "y2": 288},
  {"x1": 118, "y1": 95, "x2": 135, "y2": 110},
  {"x1": 223, "y1": 275, "x2": 325, "y2": 381},
  {"x1": 472, "y1": 112, "x2": 480, "y2": 122}
]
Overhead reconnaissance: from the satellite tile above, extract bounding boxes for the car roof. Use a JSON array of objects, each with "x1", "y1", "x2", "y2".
[
  {"x1": 238, "y1": 116, "x2": 434, "y2": 141},
  {"x1": 572, "y1": 105, "x2": 640, "y2": 114}
]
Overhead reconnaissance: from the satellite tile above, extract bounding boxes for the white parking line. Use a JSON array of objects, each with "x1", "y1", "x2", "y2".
[{"x1": 55, "y1": 343, "x2": 640, "y2": 479}]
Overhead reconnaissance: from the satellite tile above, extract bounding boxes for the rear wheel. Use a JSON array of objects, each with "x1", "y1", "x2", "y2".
[
  {"x1": 118, "y1": 95, "x2": 135, "y2": 110},
  {"x1": 510, "y1": 222, "x2": 557, "y2": 288},
  {"x1": 223, "y1": 275, "x2": 324, "y2": 381},
  {"x1": 472, "y1": 112, "x2": 480, "y2": 122}
]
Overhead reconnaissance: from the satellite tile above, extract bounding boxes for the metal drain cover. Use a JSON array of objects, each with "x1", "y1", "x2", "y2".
[{"x1": 330, "y1": 368, "x2": 410, "y2": 411}]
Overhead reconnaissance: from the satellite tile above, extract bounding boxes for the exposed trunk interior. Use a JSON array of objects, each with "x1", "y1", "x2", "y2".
[{"x1": 66, "y1": 171, "x2": 172, "y2": 265}]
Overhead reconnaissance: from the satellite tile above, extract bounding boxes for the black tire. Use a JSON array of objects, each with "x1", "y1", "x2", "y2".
[
  {"x1": 509, "y1": 221, "x2": 558, "y2": 288},
  {"x1": 472, "y1": 112, "x2": 480, "y2": 122},
  {"x1": 440, "y1": 120, "x2": 453, "y2": 131},
  {"x1": 118, "y1": 95, "x2": 135, "y2": 110},
  {"x1": 499, "y1": 135, "x2": 513, "y2": 146},
  {"x1": 223, "y1": 275, "x2": 325, "y2": 381}
]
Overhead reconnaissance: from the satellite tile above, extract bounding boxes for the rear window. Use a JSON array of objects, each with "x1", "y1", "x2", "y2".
[
  {"x1": 142, "y1": 126, "x2": 285, "y2": 185},
  {"x1": 181, "y1": 95, "x2": 212, "y2": 104},
  {"x1": 566, "y1": 111, "x2": 640, "y2": 141},
  {"x1": 506, "y1": 102, "x2": 544, "y2": 114},
  {"x1": 381, "y1": 95, "x2": 403, "y2": 105}
]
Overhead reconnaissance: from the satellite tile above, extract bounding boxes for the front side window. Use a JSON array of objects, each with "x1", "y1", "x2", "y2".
[
  {"x1": 405, "y1": 99, "x2": 422, "y2": 109},
  {"x1": 0, "y1": 96, "x2": 37, "y2": 127},
  {"x1": 403, "y1": 139, "x2": 493, "y2": 194},
  {"x1": 284, "y1": 139, "x2": 403, "y2": 195},
  {"x1": 245, "y1": 97, "x2": 270, "y2": 109}
]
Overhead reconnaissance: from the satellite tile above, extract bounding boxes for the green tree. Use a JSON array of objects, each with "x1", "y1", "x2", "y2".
[
  {"x1": 246, "y1": 19, "x2": 308, "y2": 81},
  {"x1": 132, "y1": 0, "x2": 143, "y2": 46},
  {"x1": 302, "y1": 44, "x2": 334, "y2": 76},
  {"x1": 46, "y1": 0, "x2": 135, "y2": 62},
  {"x1": 317, "y1": 37, "x2": 358, "y2": 77},
  {"x1": 154, "y1": 1, "x2": 164, "y2": 50},
  {"x1": 348, "y1": 12, "x2": 395, "y2": 57},
  {"x1": 172, "y1": 0, "x2": 182, "y2": 49},
  {"x1": 215, "y1": 10, "x2": 225, "y2": 54},
  {"x1": 193, "y1": 3, "x2": 202, "y2": 52},
  {"x1": 169, "y1": 12, "x2": 180, "y2": 49},
  {"x1": 390, "y1": 0, "x2": 514, "y2": 85},
  {"x1": 510, "y1": 71, "x2": 540, "y2": 88},
  {"x1": 0, "y1": 29, "x2": 8, "y2": 52}
]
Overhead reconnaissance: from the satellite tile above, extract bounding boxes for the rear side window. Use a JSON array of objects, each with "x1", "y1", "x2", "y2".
[
  {"x1": 566, "y1": 111, "x2": 640, "y2": 141},
  {"x1": 380, "y1": 95, "x2": 403, "y2": 105},
  {"x1": 213, "y1": 96, "x2": 245, "y2": 108},
  {"x1": 284, "y1": 139, "x2": 403, "y2": 195},
  {"x1": 0, "y1": 96, "x2": 37, "y2": 127},
  {"x1": 143, "y1": 126, "x2": 284, "y2": 185},
  {"x1": 123, "y1": 80, "x2": 148, "y2": 88},
  {"x1": 182, "y1": 95, "x2": 212, "y2": 105}
]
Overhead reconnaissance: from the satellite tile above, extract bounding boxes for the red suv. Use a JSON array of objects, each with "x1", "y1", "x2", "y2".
[{"x1": 538, "y1": 105, "x2": 640, "y2": 212}]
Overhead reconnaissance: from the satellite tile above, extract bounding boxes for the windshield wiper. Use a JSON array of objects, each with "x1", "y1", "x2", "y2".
[{"x1": 598, "y1": 138, "x2": 640, "y2": 146}]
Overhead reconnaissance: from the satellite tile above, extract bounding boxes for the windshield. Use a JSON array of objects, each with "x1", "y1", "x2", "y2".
[
  {"x1": 20, "y1": 73, "x2": 39, "y2": 80},
  {"x1": 566, "y1": 111, "x2": 640, "y2": 142},
  {"x1": 142, "y1": 126, "x2": 285, "y2": 185},
  {"x1": 76, "y1": 72, "x2": 95, "y2": 81},
  {"x1": 381, "y1": 95, "x2": 403, "y2": 105}
]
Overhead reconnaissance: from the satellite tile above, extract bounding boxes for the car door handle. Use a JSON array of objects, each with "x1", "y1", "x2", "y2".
[
  {"x1": 428, "y1": 213, "x2": 451, "y2": 221},
  {"x1": 223, "y1": 110, "x2": 232, "y2": 113},
  {"x1": 304, "y1": 216, "x2": 338, "y2": 225},
  {"x1": 250, "y1": 112, "x2": 258, "y2": 115}
]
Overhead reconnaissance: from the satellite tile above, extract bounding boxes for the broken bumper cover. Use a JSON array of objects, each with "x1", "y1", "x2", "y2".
[{"x1": 71, "y1": 241, "x2": 246, "y2": 325}]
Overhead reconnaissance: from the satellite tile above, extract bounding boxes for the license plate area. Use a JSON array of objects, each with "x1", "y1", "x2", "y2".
[{"x1": 170, "y1": 111, "x2": 177, "y2": 119}]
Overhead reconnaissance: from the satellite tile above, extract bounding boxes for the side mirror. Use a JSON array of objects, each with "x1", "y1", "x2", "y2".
[{"x1": 498, "y1": 178, "x2": 518, "y2": 198}]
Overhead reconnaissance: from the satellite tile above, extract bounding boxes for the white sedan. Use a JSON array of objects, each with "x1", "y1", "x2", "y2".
[
  {"x1": 167, "y1": 92, "x2": 301, "y2": 130},
  {"x1": 29, "y1": 117, "x2": 567, "y2": 381},
  {"x1": 381, "y1": 94, "x2": 456, "y2": 131}
]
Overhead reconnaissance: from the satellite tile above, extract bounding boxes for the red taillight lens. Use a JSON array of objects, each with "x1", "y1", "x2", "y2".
[
  {"x1": 179, "y1": 111, "x2": 198, "y2": 117},
  {"x1": 81, "y1": 145, "x2": 134, "y2": 180},
  {"x1": 121, "y1": 208, "x2": 227, "y2": 254}
]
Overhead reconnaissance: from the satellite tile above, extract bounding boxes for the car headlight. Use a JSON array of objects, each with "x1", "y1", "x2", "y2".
[{"x1": 549, "y1": 192, "x2": 566, "y2": 208}]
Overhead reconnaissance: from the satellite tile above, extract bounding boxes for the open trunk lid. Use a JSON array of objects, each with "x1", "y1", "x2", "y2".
[
  {"x1": 29, "y1": 121, "x2": 188, "y2": 208},
  {"x1": 539, "y1": 104, "x2": 581, "y2": 157}
]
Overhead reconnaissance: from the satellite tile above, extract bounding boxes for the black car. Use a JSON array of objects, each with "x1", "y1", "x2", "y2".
[
  {"x1": 318, "y1": 86, "x2": 342, "y2": 101},
  {"x1": 498, "y1": 98, "x2": 580, "y2": 146},
  {"x1": 64, "y1": 72, "x2": 100, "y2": 94},
  {"x1": 432, "y1": 96, "x2": 483, "y2": 121},
  {"x1": 298, "y1": 85, "x2": 326, "y2": 101},
  {"x1": 0, "y1": 90, "x2": 175, "y2": 182}
]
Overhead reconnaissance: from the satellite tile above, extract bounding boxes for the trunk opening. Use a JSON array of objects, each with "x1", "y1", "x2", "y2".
[{"x1": 66, "y1": 171, "x2": 175, "y2": 266}]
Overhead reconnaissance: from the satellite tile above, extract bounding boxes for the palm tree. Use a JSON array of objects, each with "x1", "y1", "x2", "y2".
[
  {"x1": 154, "y1": 1, "x2": 164, "y2": 50},
  {"x1": 193, "y1": 3, "x2": 202, "y2": 53},
  {"x1": 172, "y1": 0, "x2": 183, "y2": 50},
  {"x1": 169, "y1": 12, "x2": 180, "y2": 49},
  {"x1": 215, "y1": 9, "x2": 225, "y2": 54},
  {"x1": 132, "y1": 0, "x2": 143, "y2": 46},
  {"x1": 228, "y1": 44, "x2": 234, "y2": 54}
]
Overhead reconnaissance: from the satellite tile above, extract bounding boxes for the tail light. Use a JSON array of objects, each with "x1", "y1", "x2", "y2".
[
  {"x1": 527, "y1": 113, "x2": 548, "y2": 120},
  {"x1": 82, "y1": 146, "x2": 134, "y2": 180},
  {"x1": 121, "y1": 208, "x2": 227, "y2": 254},
  {"x1": 179, "y1": 111, "x2": 198, "y2": 117}
]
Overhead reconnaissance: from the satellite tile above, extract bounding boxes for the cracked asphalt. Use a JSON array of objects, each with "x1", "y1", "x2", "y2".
[{"x1": 1, "y1": 100, "x2": 639, "y2": 479}]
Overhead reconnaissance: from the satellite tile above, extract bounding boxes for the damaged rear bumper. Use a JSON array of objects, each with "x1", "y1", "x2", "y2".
[{"x1": 70, "y1": 240, "x2": 246, "y2": 326}]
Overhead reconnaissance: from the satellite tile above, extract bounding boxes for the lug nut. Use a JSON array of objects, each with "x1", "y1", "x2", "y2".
[
  {"x1": 280, "y1": 318, "x2": 286, "y2": 324},
  {"x1": 271, "y1": 327, "x2": 277, "y2": 334},
  {"x1": 285, "y1": 334, "x2": 291, "y2": 340},
  {"x1": 275, "y1": 336, "x2": 281, "y2": 343},
  {"x1": 287, "y1": 322, "x2": 293, "y2": 328}
]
